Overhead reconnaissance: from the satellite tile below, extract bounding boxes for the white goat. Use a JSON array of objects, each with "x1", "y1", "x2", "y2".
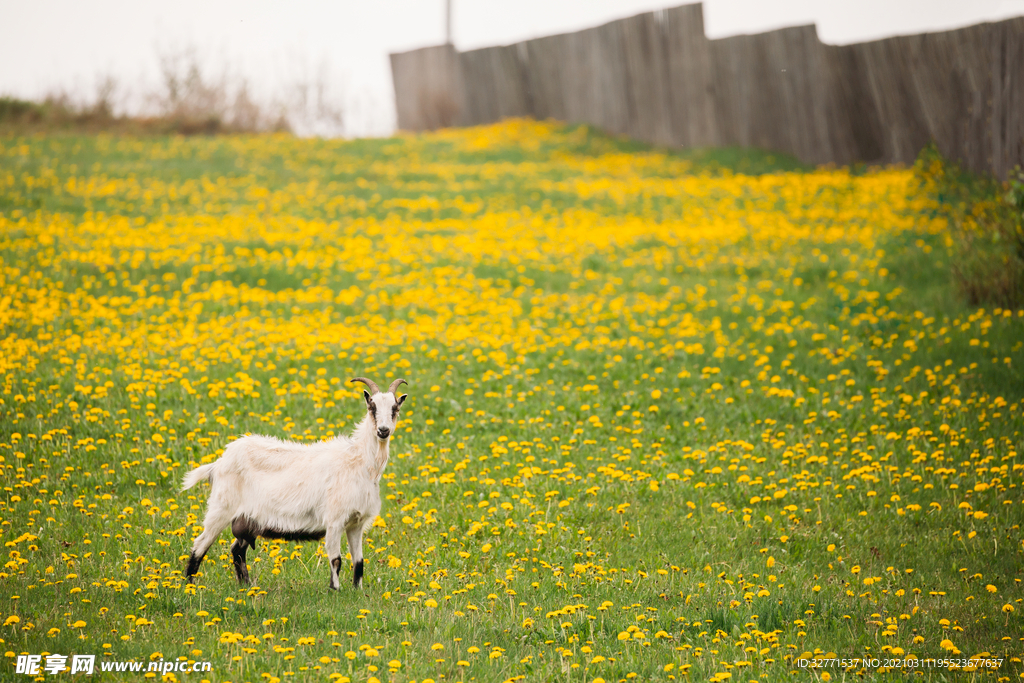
[{"x1": 180, "y1": 377, "x2": 407, "y2": 590}]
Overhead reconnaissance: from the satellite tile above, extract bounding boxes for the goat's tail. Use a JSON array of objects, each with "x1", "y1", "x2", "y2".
[{"x1": 181, "y1": 463, "x2": 215, "y2": 491}]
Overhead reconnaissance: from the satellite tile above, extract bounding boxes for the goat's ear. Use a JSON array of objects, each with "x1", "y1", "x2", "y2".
[
  {"x1": 363, "y1": 390, "x2": 373, "y2": 407},
  {"x1": 397, "y1": 393, "x2": 408, "y2": 407}
]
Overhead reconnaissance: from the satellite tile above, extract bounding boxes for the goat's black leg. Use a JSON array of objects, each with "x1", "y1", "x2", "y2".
[
  {"x1": 329, "y1": 557, "x2": 342, "y2": 590},
  {"x1": 229, "y1": 517, "x2": 260, "y2": 585},
  {"x1": 346, "y1": 526, "x2": 364, "y2": 589},
  {"x1": 326, "y1": 524, "x2": 343, "y2": 590},
  {"x1": 185, "y1": 551, "x2": 206, "y2": 583},
  {"x1": 353, "y1": 558, "x2": 364, "y2": 588},
  {"x1": 187, "y1": 509, "x2": 235, "y2": 584},
  {"x1": 231, "y1": 538, "x2": 251, "y2": 585}
]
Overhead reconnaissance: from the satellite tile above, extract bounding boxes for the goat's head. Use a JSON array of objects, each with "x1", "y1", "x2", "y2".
[{"x1": 349, "y1": 377, "x2": 408, "y2": 440}]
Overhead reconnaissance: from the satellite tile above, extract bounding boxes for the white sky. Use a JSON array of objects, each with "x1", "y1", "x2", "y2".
[{"x1": 1, "y1": 0, "x2": 1022, "y2": 137}]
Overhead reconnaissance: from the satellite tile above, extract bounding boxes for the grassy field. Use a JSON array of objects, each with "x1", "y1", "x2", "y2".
[{"x1": 0, "y1": 120, "x2": 1022, "y2": 683}]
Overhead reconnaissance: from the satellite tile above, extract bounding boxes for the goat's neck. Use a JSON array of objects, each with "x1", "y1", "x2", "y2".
[{"x1": 353, "y1": 414, "x2": 390, "y2": 482}]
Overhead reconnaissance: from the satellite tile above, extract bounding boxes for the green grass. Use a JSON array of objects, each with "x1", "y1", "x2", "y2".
[{"x1": 0, "y1": 121, "x2": 1022, "y2": 682}]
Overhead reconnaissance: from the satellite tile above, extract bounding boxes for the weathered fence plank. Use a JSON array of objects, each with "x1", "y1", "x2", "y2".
[
  {"x1": 522, "y1": 33, "x2": 568, "y2": 122},
  {"x1": 619, "y1": 12, "x2": 674, "y2": 145},
  {"x1": 589, "y1": 22, "x2": 633, "y2": 136},
  {"x1": 664, "y1": 4, "x2": 718, "y2": 147},
  {"x1": 998, "y1": 18, "x2": 1024, "y2": 179},
  {"x1": 822, "y1": 44, "x2": 884, "y2": 164},
  {"x1": 390, "y1": 45, "x2": 464, "y2": 131},
  {"x1": 458, "y1": 45, "x2": 532, "y2": 126},
  {"x1": 707, "y1": 26, "x2": 834, "y2": 164}
]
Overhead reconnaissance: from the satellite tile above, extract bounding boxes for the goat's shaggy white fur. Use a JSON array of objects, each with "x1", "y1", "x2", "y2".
[{"x1": 181, "y1": 378, "x2": 407, "y2": 589}]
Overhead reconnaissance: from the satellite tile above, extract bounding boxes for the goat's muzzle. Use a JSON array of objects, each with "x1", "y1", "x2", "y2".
[{"x1": 376, "y1": 427, "x2": 391, "y2": 440}]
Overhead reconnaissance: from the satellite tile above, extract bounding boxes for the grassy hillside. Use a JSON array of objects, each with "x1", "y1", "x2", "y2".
[{"x1": 1, "y1": 120, "x2": 1022, "y2": 682}]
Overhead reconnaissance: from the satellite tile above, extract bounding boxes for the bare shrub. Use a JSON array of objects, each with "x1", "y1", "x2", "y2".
[
  {"x1": 280, "y1": 58, "x2": 346, "y2": 137},
  {"x1": 1, "y1": 45, "x2": 348, "y2": 137},
  {"x1": 93, "y1": 74, "x2": 120, "y2": 120},
  {"x1": 148, "y1": 46, "x2": 347, "y2": 135},
  {"x1": 0, "y1": 78, "x2": 120, "y2": 132}
]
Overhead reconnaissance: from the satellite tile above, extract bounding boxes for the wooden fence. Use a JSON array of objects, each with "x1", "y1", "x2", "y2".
[{"x1": 390, "y1": 3, "x2": 1024, "y2": 178}]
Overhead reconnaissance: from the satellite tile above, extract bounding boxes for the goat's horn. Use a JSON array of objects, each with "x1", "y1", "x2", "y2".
[
  {"x1": 388, "y1": 378, "x2": 408, "y2": 394},
  {"x1": 349, "y1": 377, "x2": 380, "y2": 394}
]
